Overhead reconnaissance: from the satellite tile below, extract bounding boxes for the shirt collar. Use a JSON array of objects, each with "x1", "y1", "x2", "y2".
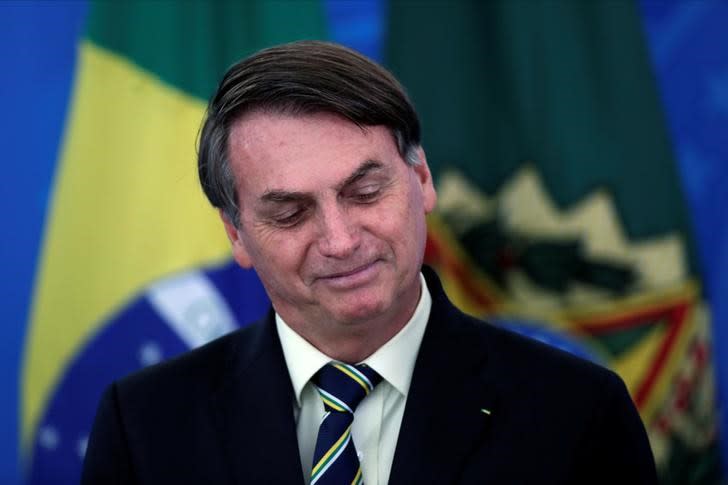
[{"x1": 276, "y1": 272, "x2": 432, "y2": 406}]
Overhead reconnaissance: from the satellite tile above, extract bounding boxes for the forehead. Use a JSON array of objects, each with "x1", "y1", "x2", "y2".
[{"x1": 226, "y1": 112, "x2": 402, "y2": 197}]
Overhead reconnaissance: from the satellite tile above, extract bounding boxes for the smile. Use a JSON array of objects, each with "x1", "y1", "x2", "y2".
[{"x1": 318, "y1": 260, "x2": 381, "y2": 289}]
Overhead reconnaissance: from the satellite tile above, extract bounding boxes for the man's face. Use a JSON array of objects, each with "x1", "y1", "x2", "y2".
[{"x1": 223, "y1": 111, "x2": 436, "y2": 342}]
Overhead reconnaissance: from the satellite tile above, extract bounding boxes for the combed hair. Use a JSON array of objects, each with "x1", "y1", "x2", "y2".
[{"x1": 198, "y1": 40, "x2": 421, "y2": 227}]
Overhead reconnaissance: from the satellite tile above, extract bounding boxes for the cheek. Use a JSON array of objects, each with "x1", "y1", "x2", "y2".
[
  {"x1": 267, "y1": 239, "x2": 305, "y2": 269},
  {"x1": 262, "y1": 230, "x2": 318, "y2": 280},
  {"x1": 363, "y1": 195, "x2": 424, "y2": 249}
]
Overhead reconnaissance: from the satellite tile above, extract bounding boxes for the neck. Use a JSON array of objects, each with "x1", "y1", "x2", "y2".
[
  {"x1": 306, "y1": 319, "x2": 409, "y2": 363},
  {"x1": 279, "y1": 280, "x2": 422, "y2": 363}
]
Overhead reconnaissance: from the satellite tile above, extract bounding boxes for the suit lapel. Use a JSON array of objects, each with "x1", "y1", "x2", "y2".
[
  {"x1": 207, "y1": 268, "x2": 496, "y2": 484},
  {"x1": 211, "y1": 313, "x2": 305, "y2": 485},
  {"x1": 389, "y1": 269, "x2": 497, "y2": 484}
]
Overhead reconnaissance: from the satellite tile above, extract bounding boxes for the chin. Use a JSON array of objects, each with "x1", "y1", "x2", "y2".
[{"x1": 332, "y1": 298, "x2": 390, "y2": 325}]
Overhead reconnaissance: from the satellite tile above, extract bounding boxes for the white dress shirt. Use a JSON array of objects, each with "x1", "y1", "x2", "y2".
[{"x1": 276, "y1": 273, "x2": 432, "y2": 485}]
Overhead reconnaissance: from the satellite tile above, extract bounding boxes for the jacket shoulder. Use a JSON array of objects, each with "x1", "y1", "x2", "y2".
[
  {"x1": 114, "y1": 318, "x2": 266, "y2": 404},
  {"x1": 479, "y1": 317, "x2": 616, "y2": 383}
]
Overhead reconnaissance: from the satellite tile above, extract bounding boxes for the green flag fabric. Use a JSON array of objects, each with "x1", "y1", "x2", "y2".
[{"x1": 386, "y1": 2, "x2": 718, "y2": 483}]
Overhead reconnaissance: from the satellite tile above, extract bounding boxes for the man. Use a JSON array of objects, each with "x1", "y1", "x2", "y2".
[{"x1": 82, "y1": 41, "x2": 657, "y2": 484}]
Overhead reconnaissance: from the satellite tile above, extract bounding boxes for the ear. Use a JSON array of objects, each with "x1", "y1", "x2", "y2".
[
  {"x1": 411, "y1": 147, "x2": 437, "y2": 214},
  {"x1": 220, "y1": 209, "x2": 254, "y2": 268}
]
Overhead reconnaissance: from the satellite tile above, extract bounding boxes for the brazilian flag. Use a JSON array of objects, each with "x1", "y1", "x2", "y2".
[
  {"x1": 24, "y1": 2, "x2": 325, "y2": 482},
  {"x1": 386, "y1": 2, "x2": 719, "y2": 483}
]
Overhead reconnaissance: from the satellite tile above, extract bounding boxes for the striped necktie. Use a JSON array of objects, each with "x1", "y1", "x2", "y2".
[{"x1": 310, "y1": 363, "x2": 382, "y2": 485}]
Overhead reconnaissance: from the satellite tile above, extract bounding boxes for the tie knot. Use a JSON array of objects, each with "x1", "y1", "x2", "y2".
[{"x1": 313, "y1": 363, "x2": 382, "y2": 414}]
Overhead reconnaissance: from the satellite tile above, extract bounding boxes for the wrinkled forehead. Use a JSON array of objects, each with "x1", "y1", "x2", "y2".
[{"x1": 226, "y1": 111, "x2": 404, "y2": 198}]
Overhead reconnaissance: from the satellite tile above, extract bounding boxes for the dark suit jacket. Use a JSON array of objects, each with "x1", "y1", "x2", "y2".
[{"x1": 82, "y1": 267, "x2": 657, "y2": 484}]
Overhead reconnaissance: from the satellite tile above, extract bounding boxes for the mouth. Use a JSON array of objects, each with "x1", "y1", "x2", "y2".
[
  {"x1": 323, "y1": 262, "x2": 375, "y2": 279},
  {"x1": 317, "y1": 260, "x2": 381, "y2": 288}
]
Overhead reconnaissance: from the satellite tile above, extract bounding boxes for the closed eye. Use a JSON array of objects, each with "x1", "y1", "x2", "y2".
[
  {"x1": 351, "y1": 186, "x2": 381, "y2": 203},
  {"x1": 272, "y1": 207, "x2": 308, "y2": 227}
]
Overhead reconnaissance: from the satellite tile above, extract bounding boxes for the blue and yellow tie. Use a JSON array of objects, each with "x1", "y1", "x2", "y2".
[{"x1": 310, "y1": 363, "x2": 382, "y2": 485}]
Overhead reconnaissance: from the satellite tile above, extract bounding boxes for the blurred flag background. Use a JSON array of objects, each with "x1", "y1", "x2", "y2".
[{"x1": 1, "y1": 1, "x2": 727, "y2": 483}]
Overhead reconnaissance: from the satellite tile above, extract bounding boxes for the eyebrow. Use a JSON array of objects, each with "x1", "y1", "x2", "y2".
[
  {"x1": 259, "y1": 159, "x2": 385, "y2": 204},
  {"x1": 260, "y1": 190, "x2": 311, "y2": 204},
  {"x1": 336, "y1": 160, "x2": 384, "y2": 191}
]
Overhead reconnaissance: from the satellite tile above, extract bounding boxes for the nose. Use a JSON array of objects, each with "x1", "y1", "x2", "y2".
[{"x1": 317, "y1": 203, "x2": 360, "y2": 259}]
